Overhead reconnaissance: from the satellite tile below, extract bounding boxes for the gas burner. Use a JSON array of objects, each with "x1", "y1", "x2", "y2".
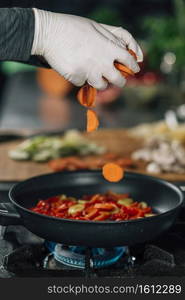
[{"x1": 44, "y1": 241, "x2": 128, "y2": 269}]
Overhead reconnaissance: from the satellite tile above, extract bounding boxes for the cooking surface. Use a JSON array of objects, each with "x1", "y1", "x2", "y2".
[{"x1": 0, "y1": 129, "x2": 140, "y2": 181}]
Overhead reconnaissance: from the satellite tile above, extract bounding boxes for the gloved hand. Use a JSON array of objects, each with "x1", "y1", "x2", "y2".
[{"x1": 31, "y1": 8, "x2": 143, "y2": 90}]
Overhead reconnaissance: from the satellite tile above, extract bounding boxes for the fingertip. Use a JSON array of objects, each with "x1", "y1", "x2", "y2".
[
  {"x1": 136, "y1": 48, "x2": 143, "y2": 63},
  {"x1": 115, "y1": 46, "x2": 140, "y2": 73},
  {"x1": 103, "y1": 67, "x2": 127, "y2": 88},
  {"x1": 128, "y1": 43, "x2": 143, "y2": 63},
  {"x1": 98, "y1": 82, "x2": 108, "y2": 90},
  {"x1": 127, "y1": 56, "x2": 140, "y2": 73},
  {"x1": 133, "y1": 47, "x2": 143, "y2": 63},
  {"x1": 87, "y1": 78, "x2": 108, "y2": 91},
  {"x1": 112, "y1": 72, "x2": 127, "y2": 87},
  {"x1": 71, "y1": 78, "x2": 86, "y2": 87},
  {"x1": 118, "y1": 76, "x2": 127, "y2": 87}
]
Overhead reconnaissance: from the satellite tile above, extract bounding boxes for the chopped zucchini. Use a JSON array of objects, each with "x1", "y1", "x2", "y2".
[
  {"x1": 139, "y1": 202, "x2": 148, "y2": 209},
  {"x1": 32, "y1": 150, "x2": 51, "y2": 162},
  {"x1": 8, "y1": 149, "x2": 30, "y2": 160},
  {"x1": 144, "y1": 213, "x2": 156, "y2": 217},
  {"x1": 78, "y1": 199, "x2": 88, "y2": 204},
  {"x1": 8, "y1": 130, "x2": 106, "y2": 162},
  {"x1": 118, "y1": 198, "x2": 134, "y2": 206},
  {"x1": 68, "y1": 204, "x2": 85, "y2": 215},
  {"x1": 59, "y1": 195, "x2": 67, "y2": 200}
]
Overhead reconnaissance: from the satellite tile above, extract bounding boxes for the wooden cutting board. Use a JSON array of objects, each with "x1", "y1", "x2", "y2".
[{"x1": 0, "y1": 129, "x2": 185, "y2": 182}]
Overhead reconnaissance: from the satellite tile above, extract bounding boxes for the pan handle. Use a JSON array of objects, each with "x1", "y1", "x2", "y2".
[{"x1": 0, "y1": 203, "x2": 23, "y2": 225}]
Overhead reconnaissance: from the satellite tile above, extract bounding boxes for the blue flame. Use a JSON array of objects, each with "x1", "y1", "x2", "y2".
[{"x1": 45, "y1": 241, "x2": 126, "y2": 269}]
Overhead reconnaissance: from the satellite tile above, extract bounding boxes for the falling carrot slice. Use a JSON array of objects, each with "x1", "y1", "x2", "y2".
[
  {"x1": 102, "y1": 163, "x2": 124, "y2": 182},
  {"x1": 77, "y1": 84, "x2": 96, "y2": 108},
  {"x1": 87, "y1": 109, "x2": 99, "y2": 132}
]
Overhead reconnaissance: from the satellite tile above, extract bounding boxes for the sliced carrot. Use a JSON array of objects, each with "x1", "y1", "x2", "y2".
[
  {"x1": 114, "y1": 49, "x2": 137, "y2": 78},
  {"x1": 75, "y1": 49, "x2": 137, "y2": 183},
  {"x1": 86, "y1": 109, "x2": 99, "y2": 132},
  {"x1": 94, "y1": 203, "x2": 116, "y2": 211},
  {"x1": 128, "y1": 49, "x2": 137, "y2": 60},
  {"x1": 77, "y1": 84, "x2": 96, "y2": 108},
  {"x1": 48, "y1": 159, "x2": 68, "y2": 172},
  {"x1": 102, "y1": 162, "x2": 124, "y2": 182},
  {"x1": 114, "y1": 62, "x2": 134, "y2": 77}
]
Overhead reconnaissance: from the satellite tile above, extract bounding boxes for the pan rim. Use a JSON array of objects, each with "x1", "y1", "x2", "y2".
[{"x1": 9, "y1": 170, "x2": 184, "y2": 225}]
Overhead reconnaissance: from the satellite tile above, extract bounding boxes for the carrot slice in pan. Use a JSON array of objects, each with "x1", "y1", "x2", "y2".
[
  {"x1": 86, "y1": 109, "x2": 99, "y2": 132},
  {"x1": 77, "y1": 84, "x2": 96, "y2": 108},
  {"x1": 102, "y1": 162, "x2": 124, "y2": 182}
]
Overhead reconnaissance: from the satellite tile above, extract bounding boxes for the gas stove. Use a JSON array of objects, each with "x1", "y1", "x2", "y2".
[
  {"x1": 0, "y1": 182, "x2": 185, "y2": 278},
  {"x1": 1, "y1": 212, "x2": 185, "y2": 278}
]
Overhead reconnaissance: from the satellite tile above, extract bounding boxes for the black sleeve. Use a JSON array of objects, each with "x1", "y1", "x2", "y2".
[
  {"x1": 0, "y1": 7, "x2": 50, "y2": 67},
  {"x1": 0, "y1": 7, "x2": 34, "y2": 61}
]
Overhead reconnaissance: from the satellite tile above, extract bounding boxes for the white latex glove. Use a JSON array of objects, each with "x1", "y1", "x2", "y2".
[{"x1": 31, "y1": 8, "x2": 143, "y2": 90}]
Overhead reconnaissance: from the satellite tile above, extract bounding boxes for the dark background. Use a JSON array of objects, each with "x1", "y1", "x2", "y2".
[{"x1": 0, "y1": 0, "x2": 173, "y2": 36}]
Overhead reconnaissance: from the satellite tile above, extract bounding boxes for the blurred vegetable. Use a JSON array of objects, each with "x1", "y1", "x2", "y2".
[
  {"x1": 142, "y1": 0, "x2": 185, "y2": 70},
  {"x1": 8, "y1": 130, "x2": 105, "y2": 162},
  {"x1": 118, "y1": 198, "x2": 134, "y2": 206},
  {"x1": 49, "y1": 154, "x2": 133, "y2": 172}
]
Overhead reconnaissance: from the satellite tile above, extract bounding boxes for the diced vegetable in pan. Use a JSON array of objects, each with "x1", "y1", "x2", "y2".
[{"x1": 30, "y1": 191, "x2": 155, "y2": 221}]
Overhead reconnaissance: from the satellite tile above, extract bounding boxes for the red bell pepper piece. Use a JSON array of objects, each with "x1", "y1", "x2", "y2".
[{"x1": 84, "y1": 208, "x2": 99, "y2": 220}]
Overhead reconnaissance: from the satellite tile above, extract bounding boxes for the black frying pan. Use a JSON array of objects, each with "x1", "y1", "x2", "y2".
[{"x1": 0, "y1": 171, "x2": 183, "y2": 247}]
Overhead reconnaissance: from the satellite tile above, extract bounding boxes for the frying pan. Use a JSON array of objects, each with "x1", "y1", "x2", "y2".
[{"x1": 0, "y1": 171, "x2": 183, "y2": 247}]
